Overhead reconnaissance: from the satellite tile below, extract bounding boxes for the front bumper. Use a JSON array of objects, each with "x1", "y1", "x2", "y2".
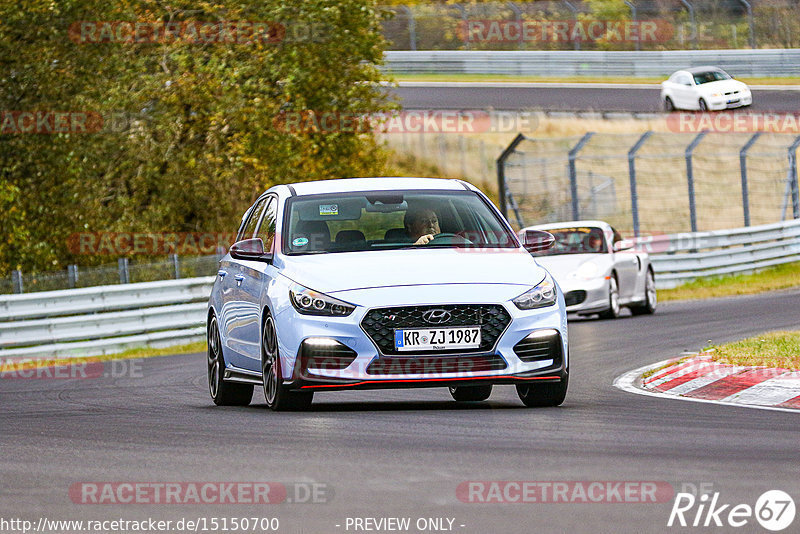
[
  {"x1": 273, "y1": 290, "x2": 567, "y2": 390},
  {"x1": 286, "y1": 368, "x2": 567, "y2": 391},
  {"x1": 708, "y1": 93, "x2": 752, "y2": 110},
  {"x1": 557, "y1": 276, "x2": 610, "y2": 314}
]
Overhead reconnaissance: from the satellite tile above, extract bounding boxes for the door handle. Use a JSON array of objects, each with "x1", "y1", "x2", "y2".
[
  {"x1": 234, "y1": 274, "x2": 245, "y2": 286},
  {"x1": 217, "y1": 270, "x2": 227, "y2": 279}
]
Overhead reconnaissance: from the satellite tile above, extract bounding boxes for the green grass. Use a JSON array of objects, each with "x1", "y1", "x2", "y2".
[
  {"x1": 391, "y1": 73, "x2": 800, "y2": 85},
  {"x1": 659, "y1": 261, "x2": 800, "y2": 302},
  {"x1": 707, "y1": 331, "x2": 800, "y2": 370}
]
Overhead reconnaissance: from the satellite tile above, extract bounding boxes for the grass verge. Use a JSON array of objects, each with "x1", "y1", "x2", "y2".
[
  {"x1": 0, "y1": 341, "x2": 205, "y2": 372},
  {"x1": 708, "y1": 331, "x2": 800, "y2": 370},
  {"x1": 392, "y1": 73, "x2": 800, "y2": 85},
  {"x1": 658, "y1": 261, "x2": 800, "y2": 302}
]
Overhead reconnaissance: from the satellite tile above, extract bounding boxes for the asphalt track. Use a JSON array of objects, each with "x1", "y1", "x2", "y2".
[
  {"x1": 2, "y1": 288, "x2": 799, "y2": 533},
  {"x1": 391, "y1": 83, "x2": 800, "y2": 112}
]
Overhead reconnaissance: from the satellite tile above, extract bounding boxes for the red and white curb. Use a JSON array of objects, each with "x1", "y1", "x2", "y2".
[{"x1": 614, "y1": 353, "x2": 800, "y2": 413}]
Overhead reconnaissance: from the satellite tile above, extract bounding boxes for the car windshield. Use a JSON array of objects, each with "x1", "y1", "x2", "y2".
[
  {"x1": 693, "y1": 70, "x2": 731, "y2": 84},
  {"x1": 532, "y1": 227, "x2": 606, "y2": 256},
  {"x1": 283, "y1": 190, "x2": 517, "y2": 255}
]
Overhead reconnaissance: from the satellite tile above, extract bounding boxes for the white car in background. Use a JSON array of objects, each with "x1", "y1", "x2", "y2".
[
  {"x1": 521, "y1": 221, "x2": 656, "y2": 319},
  {"x1": 661, "y1": 66, "x2": 752, "y2": 111}
]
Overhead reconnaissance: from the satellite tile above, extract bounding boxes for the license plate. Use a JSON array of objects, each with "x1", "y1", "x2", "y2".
[
  {"x1": 726, "y1": 99, "x2": 740, "y2": 105},
  {"x1": 394, "y1": 327, "x2": 481, "y2": 351}
]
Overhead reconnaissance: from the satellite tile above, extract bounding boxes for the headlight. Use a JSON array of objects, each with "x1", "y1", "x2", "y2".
[
  {"x1": 512, "y1": 273, "x2": 557, "y2": 310},
  {"x1": 289, "y1": 284, "x2": 355, "y2": 316},
  {"x1": 712, "y1": 92, "x2": 723, "y2": 97},
  {"x1": 574, "y1": 261, "x2": 600, "y2": 280}
]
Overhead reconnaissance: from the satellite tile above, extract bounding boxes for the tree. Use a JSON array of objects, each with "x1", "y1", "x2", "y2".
[{"x1": 0, "y1": 0, "x2": 394, "y2": 274}]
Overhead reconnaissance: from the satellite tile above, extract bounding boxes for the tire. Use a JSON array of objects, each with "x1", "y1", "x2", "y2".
[
  {"x1": 630, "y1": 269, "x2": 657, "y2": 316},
  {"x1": 516, "y1": 372, "x2": 568, "y2": 407},
  {"x1": 261, "y1": 311, "x2": 313, "y2": 411},
  {"x1": 598, "y1": 275, "x2": 620, "y2": 319},
  {"x1": 664, "y1": 97, "x2": 675, "y2": 112},
  {"x1": 449, "y1": 385, "x2": 492, "y2": 402},
  {"x1": 207, "y1": 314, "x2": 253, "y2": 406},
  {"x1": 699, "y1": 98, "x2": 708, "y2": 112}
]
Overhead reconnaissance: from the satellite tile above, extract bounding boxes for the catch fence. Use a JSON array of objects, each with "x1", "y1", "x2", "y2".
[{"x1": 498, "y1": 131, "x2": 800, "y2": 235}]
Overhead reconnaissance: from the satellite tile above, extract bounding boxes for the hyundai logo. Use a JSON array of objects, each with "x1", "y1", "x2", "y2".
[{"x1": 422, "y1": 309, "x2": 452, "y2": 324}]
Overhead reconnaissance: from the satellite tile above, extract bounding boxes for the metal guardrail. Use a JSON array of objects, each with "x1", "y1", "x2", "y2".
[
  {"x1": 1, "y1": 221, "x2": 798, "y2": 359},
  {"x1": 635, "y1": 219, "x2": 800, "y2": 289},
  {"x1": 383, "y1": 49, "x2": 800, "y2": 77},
  {"x1": 0, "y1": 277, "x2": 213, "y2": 360}
]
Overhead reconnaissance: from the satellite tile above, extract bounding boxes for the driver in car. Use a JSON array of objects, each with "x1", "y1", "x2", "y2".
[{"x1": 404, "y1": 206, "x2": 440, "y2": 245}]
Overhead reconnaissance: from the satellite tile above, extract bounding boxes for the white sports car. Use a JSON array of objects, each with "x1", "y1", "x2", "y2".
[
  {"x1": 661, "y1": 66, "x2": 752, "y2": 111},
  {"x1": 520, "y1": 221, "x2": 656, "y2": 319}
]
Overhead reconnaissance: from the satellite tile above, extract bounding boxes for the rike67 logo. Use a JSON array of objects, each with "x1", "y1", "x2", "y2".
[{"x1": 668, "y1": 490, "x2": 795, "y2": 531}]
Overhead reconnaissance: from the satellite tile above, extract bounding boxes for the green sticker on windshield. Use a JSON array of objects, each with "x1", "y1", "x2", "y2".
[
  {"x1": 292, "y1": 237, "x2": 309, "y2": 247},
  {"x1": 319, "y1": 204, "x2": 338, "y2": 216}
]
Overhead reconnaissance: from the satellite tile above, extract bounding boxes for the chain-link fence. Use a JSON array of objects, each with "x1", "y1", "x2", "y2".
[
  {"x1": 499, "y1": 131, "x2": 800, "y2": 234},
  {"x1": 381, "y1": 1, "x2": 800, "y2": 51},
  {"x1": 2, "y1": 255, "x2": 221, "y2": 295}
]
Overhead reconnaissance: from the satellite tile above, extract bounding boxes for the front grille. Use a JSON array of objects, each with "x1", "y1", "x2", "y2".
[
  {"x1": 360, "y1": 304, "x2": 511, "y2": 355},
  {"x1": 513, "y1": 330, "x2": 563, "y2": 365},
  {"x1": 366, "y1": 354, "x2": 507, "y2": 375},
  {"x1": 565, "y1": 290, "x2": 587, "y2": 307}
]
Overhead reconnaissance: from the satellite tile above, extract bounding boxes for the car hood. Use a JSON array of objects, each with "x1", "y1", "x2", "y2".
[
  {"x1": 278, "y1": 248, "x2": 546, "y2": 294},
  {"x1": 696, "y1": 79, "x2": 748, "y2": 94},
  {"x1": 533, "y1": 254, "x2": 608, "y2": 278}
]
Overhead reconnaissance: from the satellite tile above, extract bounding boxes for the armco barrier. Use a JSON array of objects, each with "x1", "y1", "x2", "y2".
[
  {"x1": 0, "y1": 277, "x2": 214, "y2": 360},
  {"x1": 635, "y1": 219, "x2": 800, "y2": 289},
  {"x1": 383, "y1": 49, "x2": 800, "y2": 78}
]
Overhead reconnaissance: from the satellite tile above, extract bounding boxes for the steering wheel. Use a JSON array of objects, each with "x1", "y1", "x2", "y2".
[{"x1": 427, "y1": 232, "x2": 472, "y2": 245}]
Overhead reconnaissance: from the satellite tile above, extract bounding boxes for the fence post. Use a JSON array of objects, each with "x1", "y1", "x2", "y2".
[
  {"x1": 118, "y1": 257, "x2": 130, "y2": 284},
  {"x1": 507, "y1": 2, "x2": 524, "y2": 50},
  {"x1": 12, "y1": 270, "x2": 23, "y2": 294},
  {"x1": 789, "y1": 135, "x2": 800, "y2": 219},
  {"x1": 497, "y1": 133, "x2": 527, "y2": 220},
  {"x1": 679, "y1": 0, "x2": 699, "y2": 49},
  {"x1": 438, "y1": 134, "x2": 447, "y2": 173},
  {"x1": 685, "y1": 131, "x2": 707, "y2": 232},
  {"x1": 624, "y1": 1, "x2": 640, "y2": 51},
  {"x1": 459, "y1": 135, "x2": 467, "y2": 178},
  {"x1": 170, "y1": 253, "x2": 181, "y2": 279},
  {"x1": 561, "y1": 0, "x2": 580, "y2": 50},
  {"x1": 67, "y1": 264, "x2": 78, "y2": 289},
  {"x1": 736, "y1": 0, "x2": 755, "y2": 48},
  {"x1": 451, "y1": 4, "x2": 469, "y2": 50},
  {"x1": 398, "y1": 5, "x2": 417, "y2": 51},
  {"x1": 739, "y1": 132, "x2": 761, "y2": 227},
  {"x1": 628, "y1": 131, "x2": 652, "y2": 237},
  {"x1": 568, "y1": 132, "x2": 594, "y2": 221}
]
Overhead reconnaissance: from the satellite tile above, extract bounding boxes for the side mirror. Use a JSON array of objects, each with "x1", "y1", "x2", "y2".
[
  {"x1": 613, "y1": 239, "x2": 634, "y2": 252},
  {"x1": 230, "y1": 238, "x2": 272, "y2": 261},
  {"x1": 521, "y1": 230, "x2": 555, "y2": 252}
]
